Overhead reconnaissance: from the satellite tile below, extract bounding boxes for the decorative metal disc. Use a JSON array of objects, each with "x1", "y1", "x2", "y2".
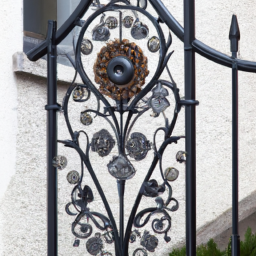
[
  {"x1": 105, "y1": 16, "x2": 118, "y2": 29},
  {"x1": 133, "y1": 248, "x2": 148, "y2": 256},
  {"x1": 81, "y1": 39, "x2": 93, "y2": 55},
  {"x1": 52, "y1": 155, "x2": 67, "y2": 170},
  {"x1": 126, "y1": 132, "x2": 151, "y2": 161},
  {"x1": 92, "y1": 25, "x2": 110, "y2": 41},
  {"x1": 80, "y1": 112, "x2": 93, "y2": 126},
  {"x1": 123, "y1": 16, "x2": 134, "y2": 28},
  {"x1": 67, "y1": 170, "x2": 80, "y2": 184},
  {"x1": 91, "y1": 129, "x2": 115, "y2": 157},
  {"x1": 107, "y1": 154, "x2": 136, "y2": 180},
  {"x1": 94, "y1": 39, "x2": 149, "y2": 101},
  {"x1": 140, "y1": 230, "x2": 158, "y2": 252},
  {"x1": 131, "y1": 21, "x2": 149, "y2": 40},
  {"x1": 164, "y1": 167, "x2": 179, "y2": 181},
  {"x1": 72, "y1": 222, "x2": 93, "y2": 239},
  {"x1": 86, "y1": 233, "x2": 104, "y2": 255},
  {"x1": 73, "y1": 86, "x2": 89, "y2": 101},
  {"x1": 147, "y1": 36, "x2": 160, "y2": 53},
  {"x1": 176, "y1": 151, "x2": 186, "y2": 163}
]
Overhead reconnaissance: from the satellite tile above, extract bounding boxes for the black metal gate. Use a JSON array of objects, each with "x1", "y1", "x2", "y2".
[{"x1": 26, "y1": 0, "x2": 256, "y2": 255}]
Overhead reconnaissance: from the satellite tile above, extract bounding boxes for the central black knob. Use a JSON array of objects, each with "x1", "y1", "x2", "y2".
[{"x1": 107, "y1": 56, "x2": 134, "y2": 86}]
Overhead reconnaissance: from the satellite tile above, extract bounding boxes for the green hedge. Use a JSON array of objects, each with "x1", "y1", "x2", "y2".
[{"x1": 169, "y1": 228, "x2": 256, "y2": 256}]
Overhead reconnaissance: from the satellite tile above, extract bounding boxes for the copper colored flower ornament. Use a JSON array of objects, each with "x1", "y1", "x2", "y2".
[{"x1": 94, "y1": 39, "x2": 149, "y2": 101}]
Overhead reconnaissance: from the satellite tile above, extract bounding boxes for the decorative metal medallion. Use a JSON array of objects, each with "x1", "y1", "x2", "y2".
[
  {"x1": 81, "y1": 39, "x2": 93, "y2": 55},
  {"x1": 52, "y1": 155, "x2": 67, "y2": 170},
  {"x1": 86, "y1": 233, "x2": 104, "y2": 255},
  {"x1": 123, "y1": 16, "x2": 134, "y2": 28},
  {"x1": 141, "y1": 179, "x2": 165, "y2": 197},
  {"x1": 72, "y1": 222, "x2": 93, "y2": 239},
  {"x1": 107, "y1": 154, "x2": 136, "y2": 180},
  {"x1": 148, "y1": 83, "x2": 170, "y2": 114},
  {"x1": 176, "y1": 151, "x2": 186, "y2": 163},
  {"x1": 73, "y1": 86, "x2": 89, "y2": 101},
  {"x1": 91, "y1": 129, "x2": 115, "y2": 157},
  {"x1": 80, "y1": 112, "x2": 93, "y2": 126},
  {"x1": 92, "y1": 15, "x2": 110, "y2": 41},
  {"x1": 131, "y1": 20, "x2": 149, "y2": 40},
  {"x1": 105, "y1": 16, "x2": 118, "y2": 29},
  {"x1": 126, "y1": 132, "x2": 151, "y2": 161},
  {"x1": 164, "y1": 167, "x2": 179, "y2": 181},
  {"x1": 94, "y1": 39, "x2": 149, "y2": 101},
  {"x1": 147, "y1": 36, "x2": 160, "y2": 53},
  {"x1": 66, "y1": 170, "x2": 80, "y2": 184},
  {"x1": 133, "y1": 248, "x2": 148, "y2": 256},
  {"x1": 73, "y1": 239, "x2": 80, "y2": 247},
  {"x1": 140, "y1": 230, "x2": 158, "y2": 252}
]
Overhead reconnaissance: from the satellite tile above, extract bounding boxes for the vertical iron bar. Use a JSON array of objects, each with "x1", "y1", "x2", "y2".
[
  {"x1": 231, "y1": 54, "x2": 240, "y2": 256},
  {"x1": 46, "y1": 20, "x2": 58, "y2": 256},
  {"x1": 118, "y1": 179, "x2": 125, "y2": 253},
  {"x1": 229, "y1": 15, "x2": 240, "y2": 256},
  {"x1": 119, "y1": 11, "x2": 122, "y2": 42},
  {"x1": 184, "y1": 0, "x2": 196, "y2": 255}
]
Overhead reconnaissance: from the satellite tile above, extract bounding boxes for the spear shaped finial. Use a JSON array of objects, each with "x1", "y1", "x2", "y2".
[{"x1": 229, "y1": 14, "x2": 240, "y2": 53}]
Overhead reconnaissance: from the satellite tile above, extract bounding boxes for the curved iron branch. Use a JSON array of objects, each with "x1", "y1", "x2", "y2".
[
  {"x1": 58, "y1": 139, "x2": 121, "y2": 256},
  {"x1": 123, "y1": 136, "x2": 181, "y2": 256},
  {"x1": 149, "y1": 0, "x2": 256, "y2": 72}
]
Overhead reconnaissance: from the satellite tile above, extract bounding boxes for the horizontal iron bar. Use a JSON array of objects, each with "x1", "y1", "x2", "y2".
[
  {"x1": 149, "y1": 0, "x2": 256, "y2": 72},
  {"x1": 179, "y1": 99, "x2": 199, "y2": 106}
]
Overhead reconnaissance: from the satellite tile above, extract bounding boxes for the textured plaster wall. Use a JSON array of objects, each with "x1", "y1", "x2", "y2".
[{"x1": 1, "y1": 0, "x2": 256, "y2": 256}]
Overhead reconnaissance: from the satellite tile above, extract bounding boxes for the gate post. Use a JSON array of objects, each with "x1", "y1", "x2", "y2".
[
  {"x1": 229, "y1": 15, "x2": 240, "y2": 256},
  {"x1": 184, "y1": 0, "x2": 196, "y2": 255},
  {"x1": 45, "y1": 20, "x2": 58, "y2": 256}
]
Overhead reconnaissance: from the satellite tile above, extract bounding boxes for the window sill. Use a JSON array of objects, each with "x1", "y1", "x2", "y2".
[{"x1": 13, "y1": 52, "x2": 82, "y2": 84}]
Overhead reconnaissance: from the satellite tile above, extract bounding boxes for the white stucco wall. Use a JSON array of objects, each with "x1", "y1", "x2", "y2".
[{"x1": 1, "y1": 0, "x2": 256, "y2": 255}]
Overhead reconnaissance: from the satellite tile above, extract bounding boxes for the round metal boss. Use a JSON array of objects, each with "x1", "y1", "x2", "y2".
[
  {"x1": 81, "y1": 39, "x2": 93, "y2": 55},
  {"x1": 164, "y1": 167, "x2": 179, "y2": 181},
  {"x1": 107, "y1": 56, "x2": 134, "y2": 86},
  {"x1": 148, "y1": 36, "x2": 160, "y2": 52},
  {"x1": 67, "y1": 170, "x2": 80, "y2": 184}
]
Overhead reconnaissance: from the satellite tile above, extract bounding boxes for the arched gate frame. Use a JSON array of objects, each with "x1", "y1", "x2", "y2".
[{"x1": 26, "y1": 0, "x2": 256, "y2": 255}]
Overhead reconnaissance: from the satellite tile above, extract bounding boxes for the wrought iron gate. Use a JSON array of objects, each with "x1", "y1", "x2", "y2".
[{"x1": 26, "y1": 0, "x2": 256, "y2": 255}]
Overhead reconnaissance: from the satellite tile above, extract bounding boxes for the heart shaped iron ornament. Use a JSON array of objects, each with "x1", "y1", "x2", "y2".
[
  {"x1": 148, "y1": 82, "x2": 170, "y2": 114},
  {"x1": 107, "y1": 154, "x2": 136, "y2": 180}
]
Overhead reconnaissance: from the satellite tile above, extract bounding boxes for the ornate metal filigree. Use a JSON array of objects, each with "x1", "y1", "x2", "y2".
[
  {"x1": 133, "y1": 248, "x2": 148, "y2": 256},
  {"x1": 126, "y1": 132, "x2": 151, "y2": 161},
  {"x1": 91, "y1": 129, "x2": 115, "y2": 157}
]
